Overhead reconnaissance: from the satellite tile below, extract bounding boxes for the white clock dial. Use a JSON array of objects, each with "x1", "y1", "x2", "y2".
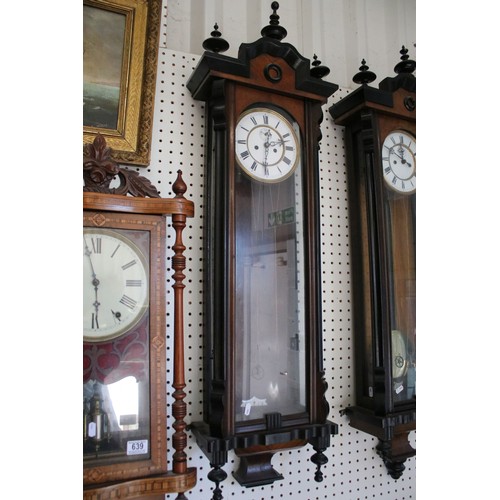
[
  {"x1": 83, "y1": 228, "x2": 149, "y2": 342},
  {"x1": 381, "y1": 130, "x2": 416, "y2": 194},
  {"x1": 235, "y1": 108, "x2": 299, "y2": 182}
]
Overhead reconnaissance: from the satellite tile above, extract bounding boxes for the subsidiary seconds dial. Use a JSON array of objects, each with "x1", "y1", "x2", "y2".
[
  {"x1": 83, "y1": 228, "x2": 149, "y2": 342},
  {"x1": 235, "y1": 108, "x2": 299, "y2": 182},
  {"x1": 381, "y1": 130, "x2": 416, "y2": 194}
]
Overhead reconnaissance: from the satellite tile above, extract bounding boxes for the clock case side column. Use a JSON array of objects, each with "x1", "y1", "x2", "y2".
[
  {"x1": 304, "y1": 99, "x2": 339, "y2": 481},
  {"x1": 190, "y1": 79, "x2": 236, "y2": 495}
]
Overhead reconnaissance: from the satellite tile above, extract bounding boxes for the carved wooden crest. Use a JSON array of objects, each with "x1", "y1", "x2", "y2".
[{"x1": 83, "y1": 134, "x2": 160, "y2": 198}]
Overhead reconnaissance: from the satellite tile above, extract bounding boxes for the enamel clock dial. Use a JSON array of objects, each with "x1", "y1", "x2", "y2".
[
  {"x1": 381, "y1": 130, "x2": 416, "y2": 194},
  {"x1": 235, "y1": 108, "x2": 299, "y2": 182},
  {"x1": 83, "y1": 228, "x2": 149, "y2": 342}
]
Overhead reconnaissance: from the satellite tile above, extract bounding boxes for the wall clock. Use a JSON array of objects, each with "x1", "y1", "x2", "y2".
[
  {"x1": 83, "y1": 134, "x2": 197, "y2": 499},
  {"x1": 186, "y1": 3, "x2": 339, "y2": 498},
  {"x1": 329, "y1": 48, "x2": 416, "y2": 479}
]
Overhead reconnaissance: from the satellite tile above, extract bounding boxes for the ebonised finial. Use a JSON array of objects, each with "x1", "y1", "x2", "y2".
[
  {"x1": 394, "y1": 45, "x2": 416, "y2": 75},
  {"x1": 261, "y1": 2, "x2": 287, "y2": 40},
  {"x1": 202, "y1": 23, "x2": 230, "y2": 53},
  {"x1": 352, "y1": 59, "x2": 377, "y2": 85},
  {"x1": 310, "y1": 54, "x2": 330, "y2": 79}
]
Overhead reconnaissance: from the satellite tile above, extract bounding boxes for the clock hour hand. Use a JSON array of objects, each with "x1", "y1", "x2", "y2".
[
  {"x1": 111, "y1": 309, "x2": 122, "y2": 323},
  {"x1": 391, "y1": 149, "x2": 412, "y2": 168},
  {"x1": 268, "y1": 138, "x2": 289, "y2": 147}
]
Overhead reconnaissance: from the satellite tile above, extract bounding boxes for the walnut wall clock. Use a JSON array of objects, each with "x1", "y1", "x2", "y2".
[
  {"x1": 329, "y1": 48, "x2": 416, "y2": 479},
  {"x1": 82, "y1": 135, "x2": 196, "y2": 499},
  {"x1": 186, "y1": 3, "x2": 339, "y2": 498}
]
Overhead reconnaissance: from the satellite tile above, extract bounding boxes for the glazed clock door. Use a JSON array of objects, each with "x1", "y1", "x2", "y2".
[
  {"x1": 83, "y1": 210, "x2": 167, "y2": 484},
  {"x1": 83, "y1": 224, "x2": 152, "y2": 466},
  {"x1": 234, "y1": 105, "x2": 307, "y2": 428},
  {"x1": 380, "y1": 129, "x2": 416, "y2": 405}
]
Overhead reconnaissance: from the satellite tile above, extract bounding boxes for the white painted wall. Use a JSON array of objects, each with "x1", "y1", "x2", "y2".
[{"x1": 164, "y1": 0, "x2": 416, "y2": 89}]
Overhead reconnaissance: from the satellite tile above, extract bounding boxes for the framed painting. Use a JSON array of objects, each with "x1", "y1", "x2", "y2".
[{"x1": 83, "y1": 0, "x2": 161, "y2": 166}]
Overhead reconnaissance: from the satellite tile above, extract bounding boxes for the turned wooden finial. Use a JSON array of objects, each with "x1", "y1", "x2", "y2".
[
  {"x1": 202, "y1": 23, "x2": 230, "y2": 53},
  {"x1": 261, "y1": 2, "x2": 287, "y2": 40},
  {"x1": 173, "y1": 170, "x2": 187, "y2": 198},
  {"x1": 394, "y1": 45, "x2": 416, "y2": 75},
  {"x1": 352, "y1": 59, "x2": 377, "y2": 86},
  {"x1": 310, "y1": 54, "x2": 331, "y2": 79}
]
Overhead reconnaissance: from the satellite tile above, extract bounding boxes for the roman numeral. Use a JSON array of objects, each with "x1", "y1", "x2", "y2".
[
  {"x1": 91, "y1": 238, "x2": 101, "y2": 254},
  {"x1": 126, "y1": 280, "x2": 143, "y2": 287},
  {"x1": 111, "y1": 244, "x2": 120, "y2": 258},
  {"x1": 250, "y1": 116, "x2": 257, "y2": 125},
  {"x1": 285, "y1": 146, "x2": 294, "y2": 151},
  {"x1": 275, "y1": 120, "x2": 281, "y2": 128},
  {"x1": 92, "y1": 313, "x2": 99, "y2": 329},
  {"x1": 251, "y1": 161, "x2": 257, "y2": 171},
  {"x1": 283, "y1": 157, "x2": 291, "y2": 165},
  {"x1": 237, "y1": 139, "x2": 246, "y2": 144},
  {"x1": 240, "y1": 150, "x2": 250, "y2": 160},
  {"x1": 240, "y1": 126, "x2": 249, "y2": 132},
  {"x1": 283, "y1": 133, "x2": 290, "y2": 138},
  {"x1": 120, "y1": 295, "x2": 137, "y2": 310},
  {"x1": 384, "y1": 166, "x2": 392, "y2": 174},
  {"x1": 122, "y1": 260, "x2": 137, "y2": 270},
  {"x1": 263, "y1": 114, "x2": 269, "y2": 124}
]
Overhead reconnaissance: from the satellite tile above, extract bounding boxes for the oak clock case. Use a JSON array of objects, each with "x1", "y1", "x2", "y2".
[
  {"x1": 329, "y1": 49, "x2": 416, "y2": 479},
  {"x1": 82, "y1": 134, "x2": 196, "y2": 499},
  {"x1": 186, "y1": 4, "x2": 339, "y2": 498}
]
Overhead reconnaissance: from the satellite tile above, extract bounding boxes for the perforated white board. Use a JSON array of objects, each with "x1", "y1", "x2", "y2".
[{"x1": 128, "y1": 44, "x2": 416, "y2": 499}]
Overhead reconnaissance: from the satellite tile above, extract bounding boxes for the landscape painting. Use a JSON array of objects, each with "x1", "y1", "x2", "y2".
[{"x1": 83, "y1": 5, "x2": 126, "y2": 130}]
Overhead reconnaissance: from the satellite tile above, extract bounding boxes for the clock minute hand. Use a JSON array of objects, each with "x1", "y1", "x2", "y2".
[
  {"x1": 263, "y1": 128, "x2": 271, "y2": 170},
  {"x1": 84, "y1": 237, "x2": 101, "y2": 327}
]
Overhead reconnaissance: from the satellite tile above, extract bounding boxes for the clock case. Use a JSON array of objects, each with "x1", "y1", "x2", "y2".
[
  {"x1": 83, "y1": 135, "x2": 196, "y2": 499},
  {"x1": 329, "y1": 52, "x2": 416, "y2": 479},
  {"x1": 186, "y1": 5, "x2": 339, "y2": 497}
]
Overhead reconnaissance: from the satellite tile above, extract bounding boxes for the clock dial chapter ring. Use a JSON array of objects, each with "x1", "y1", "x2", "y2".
[
  {"x1": 235, "y1": 107, "x2": 299, "y2": 183},
  {"x1": 83, "y1": 228, "x2": 149, "y2": 342}
]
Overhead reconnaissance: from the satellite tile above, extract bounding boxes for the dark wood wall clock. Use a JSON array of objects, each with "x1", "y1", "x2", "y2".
[
  {"x1": 186, "y1": 3, "x2": 339, "y2": 498},
  {"x1": 329, "y1": 47, "x2": 416, "y2": 479},
  {"x1": 83, "y1": 134, "x2": 197, "y2": 499}
]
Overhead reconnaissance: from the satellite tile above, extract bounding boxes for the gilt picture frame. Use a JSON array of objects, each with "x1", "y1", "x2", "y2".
[{"x1": 83, "y1": 0, "x2": 161, "y2": 166}]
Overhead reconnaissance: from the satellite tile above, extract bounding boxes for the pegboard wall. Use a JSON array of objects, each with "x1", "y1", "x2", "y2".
[{"x1": 128, "y1": 31, "x2": 416, "y2": 500}]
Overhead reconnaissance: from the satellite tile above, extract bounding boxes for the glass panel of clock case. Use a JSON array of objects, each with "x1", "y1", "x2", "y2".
[
  {"x1": 83, "y1": 228, "x2": 151, "y2": 465},
  {"x1": 385, "y1": 194, "x2": 416, "y2": 403},
  {"x1": 234, "y1": 164, "x2": 306, "y2": 424}
]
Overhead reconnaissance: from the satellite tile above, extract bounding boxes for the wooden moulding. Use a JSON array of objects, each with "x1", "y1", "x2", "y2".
[
  {"x1": 83, "y1": 191, "x2": 194, "y2": 218},
  {"x1": 83, "y1": 468, "x2": 197, "y2": 500}
]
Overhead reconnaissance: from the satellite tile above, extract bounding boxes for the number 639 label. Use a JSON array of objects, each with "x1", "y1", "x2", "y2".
[{"x1": 127, "y1": 439, "x2": 148, "y2": 456}]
